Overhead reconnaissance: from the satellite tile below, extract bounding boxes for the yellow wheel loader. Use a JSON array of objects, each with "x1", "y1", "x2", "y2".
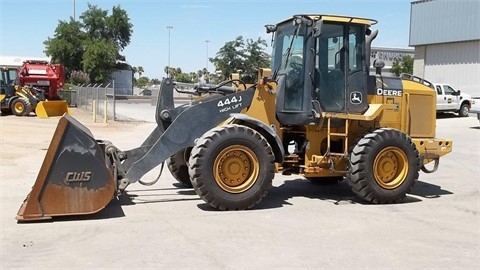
[
  {"x1": 16, "y1": 14, "x2": 452, "y2": 221},
  {"x1": 0, "y1": 68, "x2": 69, "y2": 118}
]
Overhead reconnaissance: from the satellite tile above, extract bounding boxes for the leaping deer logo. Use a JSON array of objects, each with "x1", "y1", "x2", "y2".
[{"x1": 351, "y1": 92, "x2": 362, "y2": 104}]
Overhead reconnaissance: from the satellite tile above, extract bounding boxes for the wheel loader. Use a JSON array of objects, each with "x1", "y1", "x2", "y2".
[
  {"x1": 0, "y1": 67, "x2": 69, "y2": 118},
  {"x1": 16, "y1": 14, "x2": 452, "y2": 221}
]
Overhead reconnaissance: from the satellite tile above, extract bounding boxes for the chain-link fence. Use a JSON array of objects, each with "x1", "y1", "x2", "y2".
[
  {"x1": 70, "y1": 83, "x2": 116, "y2": 122},
  {"x1": 64, "y1": 82, "x2": 197, "y2": 123}
]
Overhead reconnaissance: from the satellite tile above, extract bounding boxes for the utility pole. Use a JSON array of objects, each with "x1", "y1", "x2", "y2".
[
  {"x1": 167, "y1": 26, "x2": 173, "y2": 78},
  {"x1": 205, "y1": 40, "x2": 210, "y2": 72}
]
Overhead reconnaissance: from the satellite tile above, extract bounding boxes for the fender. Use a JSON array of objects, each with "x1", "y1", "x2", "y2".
[{"x1": 230, "y1": 113, "x2": 285, "y2": 163}]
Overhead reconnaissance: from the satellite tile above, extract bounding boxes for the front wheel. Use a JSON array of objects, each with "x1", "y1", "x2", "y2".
[
  {"x1": 458, "y1": 104, "x2": 469, "y2": 117},
  {"x1": 189, "y1": 124, "x2": 275, "y2": 210},
  {"x1": 348, "y1": 128, "x2": 420, "y2": 203},
  {"x1": 11, "y1": 98, "x2": 32, "y2": 116}
]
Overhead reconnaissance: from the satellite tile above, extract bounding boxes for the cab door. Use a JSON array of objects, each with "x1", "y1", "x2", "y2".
[
  {"x1": 443, "y1": 85, "x2": 459, "y2": 110},
  {"x1": 314, "y1": 23, "x2": 368, "y2": 114}
]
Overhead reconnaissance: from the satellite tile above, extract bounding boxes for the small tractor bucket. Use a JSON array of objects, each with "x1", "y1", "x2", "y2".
[
  {"x1": 16, "y1": 114, "x2": 116, "y2": 221},
  {"x1": 35, "y1": 100, "x2": 70, "y2": 118}
]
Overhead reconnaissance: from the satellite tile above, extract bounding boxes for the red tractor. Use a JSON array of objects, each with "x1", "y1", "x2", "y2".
[{"x1": 17, "y1": 60, "x2": 65, "y2": 100}]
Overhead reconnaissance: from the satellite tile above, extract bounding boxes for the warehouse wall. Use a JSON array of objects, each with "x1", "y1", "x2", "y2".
[
  {"x1": 421, "y1": 40, "x2": 480, "y2": 96},
  {"x1": 410, "y1": 0, "x2": 480, "y2": 46}
]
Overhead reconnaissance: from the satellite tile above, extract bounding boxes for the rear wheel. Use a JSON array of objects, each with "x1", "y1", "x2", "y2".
[
  {"x1": 166, "y1": 149, "x2": 192, "y2": 188},
  {"x1": 348, "y1": 128, "x2": 420, "y2": 203},
  {"x1": 458, "y1": 103, "x2": 469, "y2": 117},
  {"x1": 189, "y1": 124, "x2": 275, "y2": 210},
  {"x1": 11, "y1": 98, "x2": 32, "y2": 116}
]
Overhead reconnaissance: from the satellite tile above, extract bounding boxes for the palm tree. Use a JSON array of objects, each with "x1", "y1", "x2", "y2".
[
  {"x1": 132, "y1": 66, "x2": 138, "y2": 78},
  {"x1": 137, "y1": 66, "x2": 144, "y2": 77},
  {"x1": 189, "y1": 72, "x2": 198, "y2": 82}
]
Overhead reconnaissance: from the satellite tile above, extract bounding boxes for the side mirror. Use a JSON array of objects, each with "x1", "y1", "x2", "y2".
[{"x1": 312, "y1": 20, "x2": 323, "y2": 37}]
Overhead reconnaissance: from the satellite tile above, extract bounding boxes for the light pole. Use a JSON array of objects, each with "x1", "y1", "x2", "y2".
[
  {"x1": 167, "y1": 26, "x2": 173, "y2": 77},
  {"x1": 73, "y1": 0, "x2": 76, "y2": 20},
  {"x1": 205, "y1": 40, "x2": 210, "y2": 72}
]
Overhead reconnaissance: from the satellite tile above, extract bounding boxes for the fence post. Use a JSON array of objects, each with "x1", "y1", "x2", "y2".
[
  {"x1": 103, "y1": 84, "x2": 110, "y2": 123},
  {"x1": 112, "y1": 80, "x2": 116, "y2": 121},
  {"x1": 93, "y1": 100, "x2": 96, "y2": 122}
]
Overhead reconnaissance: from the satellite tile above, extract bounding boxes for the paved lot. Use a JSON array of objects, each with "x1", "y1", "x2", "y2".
[{"x1": 0, "y1": 107, "x2": 479, "y2": 269}]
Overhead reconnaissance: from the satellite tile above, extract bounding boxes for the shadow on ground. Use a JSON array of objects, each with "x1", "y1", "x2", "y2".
[
  {"x1": 409, "y1": 180, "x2": 453, "y2": 199},
  {"x1": 29, "y1": 179, "x2": 452, "y2": 223},
  {"x1": 197, "y1": 178, "x2": 453, "y2": 211},
  {"x1": 436, "y1": 112, "x2": 460, "y2": 119}
]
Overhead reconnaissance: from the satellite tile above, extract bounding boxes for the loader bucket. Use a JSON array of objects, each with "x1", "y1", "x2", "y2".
[
  {"x1": 16, "y1": 114, "x2": 116, "y2": 221},
  {"x1": 35, "y1": 100, "x2": 70, "y2": 118}
]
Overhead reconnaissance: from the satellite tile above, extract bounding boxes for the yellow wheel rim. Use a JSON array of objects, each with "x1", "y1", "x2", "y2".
[
  {"x1": 14, "y1": 102, "x2": 24, "y2": 114},
  {"x1": 373, "y1": 146, "x2": 408, "y2": 189},
  {"x1": 213, "y1": 145, "x2": 259, "y2": 193}
]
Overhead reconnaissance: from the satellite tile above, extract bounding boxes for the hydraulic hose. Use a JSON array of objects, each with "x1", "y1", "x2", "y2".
[
  {"x1": 420, "y1": 158, "x2": 439, "y2": 174},
  {"x1": 138, "y1": 162, "x2": 165, "y2": 186}
]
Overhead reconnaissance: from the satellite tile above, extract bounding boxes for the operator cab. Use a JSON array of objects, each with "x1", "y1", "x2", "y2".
[
  {"x1": 0, "y1": 68, "x2": 16, "y2": 96},
  {"x1": 268, "y1": 15, "x2": 377, "y2": 126}
]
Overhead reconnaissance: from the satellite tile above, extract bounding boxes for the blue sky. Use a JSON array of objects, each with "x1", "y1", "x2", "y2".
[{"x1": 0, "y1": 0, "x2": 413, "y2": 78}]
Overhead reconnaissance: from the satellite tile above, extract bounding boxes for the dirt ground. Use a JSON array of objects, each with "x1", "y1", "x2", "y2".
[{"x1": 1, "y1": 108, "x2": 479, "y2": 269}]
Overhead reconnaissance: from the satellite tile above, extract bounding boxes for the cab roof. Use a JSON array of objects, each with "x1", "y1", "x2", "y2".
[{"x1": 277, "y1": 14, "x2": 378, "y2": 26}]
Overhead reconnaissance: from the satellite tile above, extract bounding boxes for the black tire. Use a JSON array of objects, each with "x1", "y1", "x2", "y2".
[
  {"x1": 11, "y1": 98, "x2": 32, "y2": 116},
  {"x1": 188, "y1": 124, "x2": 275, "y2": 210},
  {"x1": 348, "y1": 128, "x2": 420, "y2": 203},
  {"x1": 307, "y1": 176, "x2": 344, "y2": 185},
  {"x1": 166, "y1": 149, "x2": 193, "y2": 188},
  {"x1": 458, "y1": 103, "x2": 469, "y2": 117}
]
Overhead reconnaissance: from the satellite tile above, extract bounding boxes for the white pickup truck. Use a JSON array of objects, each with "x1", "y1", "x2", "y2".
[
  {"x1": 434, "y1": 83, "x2": 472, "y2": 117},
  {"x1": 469, "y1": 97, "x2": 480, "y2": 122}
]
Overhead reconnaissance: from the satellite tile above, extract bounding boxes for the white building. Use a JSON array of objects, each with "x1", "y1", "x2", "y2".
[
  {"x1": 370, "y1": 46, "x2": 414, "y2": 76},
  {"x1": 0, "y1": 55, "x2": 50, "y2": 68},
  {"x1": 409, "y1": 0, "x2": 480, "y2": 96}
]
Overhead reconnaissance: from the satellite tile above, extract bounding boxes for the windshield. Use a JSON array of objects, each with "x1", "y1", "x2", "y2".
[
  {"x1": 271, "y1": 22, "x2": 306, "y2": 77},
  {"x1": 271, "y1": 22, "x2": 307, "y2": 111}
]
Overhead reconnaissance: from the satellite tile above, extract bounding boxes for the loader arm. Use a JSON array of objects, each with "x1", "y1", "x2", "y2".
[{"x1": 114, "y1": 79, "x2": 256, "y2": 188}]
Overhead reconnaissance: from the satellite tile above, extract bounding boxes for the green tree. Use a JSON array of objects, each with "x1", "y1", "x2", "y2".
[
  {"x1": 151, "y1": 78, "x2": 161, "y2": 84},
  {"x1": 243, "y1": 38, "x2": 270, "y2": 83},
  {"x1": 137, "y1": 66, "x2": 144, "y2": 77},
  {"x1": 176, "y1": 73, "x2": 193, "y2": 83},
  {"x1": 132, "y1": 66, "x2": 144, "y2": 79},
  {"x1": 44, "y1": 4, "x2": 133, "y2": 83},
  {"x1": 82, "y1": 39, "x2": 118, "y2": 83},
  {"x1": 391, "y1": 55, "x2": 414, "y2": 77},
  {"x1": 189, "y1": 72, "x2": 199, "y2": 82},
  {"x1": 132, "y1": 66, "x2": 138, "y2": 78},
  {"x1": 43, "y1": 19, "x2": 85, "y2": 77},
  {"x1": 136, "y1": 76, "x2": 150, "y2": 87},
  {"x1": 210, "y1": 36, "x2": 246, "y2": 81},
  {"x1": 210, "y1": 36, "x2": 269, "y2": 84},
  {"x1": 164, "y1": 66, "x2": 181, "y2": 79}
]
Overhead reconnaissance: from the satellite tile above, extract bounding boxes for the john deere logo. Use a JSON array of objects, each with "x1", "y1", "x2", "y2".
[
  {"x1": 65, "y1": 171, "x2": 92, "y2": 182},
  {"x1": 350, "y1": 92, "x2": 362, "y2": 104}
]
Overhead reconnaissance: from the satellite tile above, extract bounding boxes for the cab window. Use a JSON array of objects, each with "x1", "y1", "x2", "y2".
[
  {"x1": 436, "y1": 86, "x2": 442, "y2": 95},
  {"x1": 444, "y1": 85, "x2": 456, "y2": 95}
]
